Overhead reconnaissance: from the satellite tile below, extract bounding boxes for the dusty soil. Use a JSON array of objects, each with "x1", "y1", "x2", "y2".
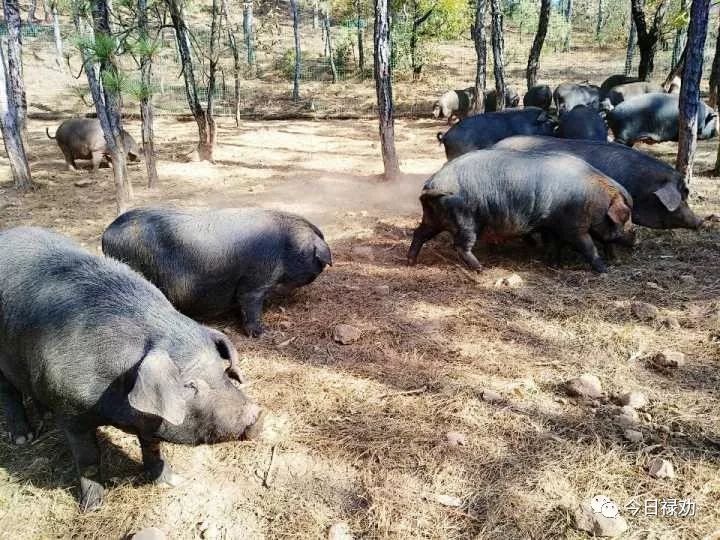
[{"x1": 0, "y1": 115, "x2": 719, "y2": 539}]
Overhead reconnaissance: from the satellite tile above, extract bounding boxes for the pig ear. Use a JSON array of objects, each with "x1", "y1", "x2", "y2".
[
  {"x1": 653, "y1": 184, "x2": 682, "y2": 212},
  {"x1": 314, "y1": 239, "x2": 333, "y2": 267},
  {"x1": 607, "y1": 194, "x2": 632, "y2": 225},
  {"x1": 128, "y1": 349, "x2": 187, "y2": 426},
  {"x1": 206, "y1": 327, "x2": 246, "y2": 384}
]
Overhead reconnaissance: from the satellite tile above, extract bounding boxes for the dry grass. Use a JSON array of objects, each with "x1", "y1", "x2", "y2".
[{"x1": 3, "y1": 34, "x2": 720, "y2": 536}]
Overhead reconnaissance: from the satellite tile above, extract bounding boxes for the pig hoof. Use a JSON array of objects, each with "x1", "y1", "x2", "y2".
[
  {"x1": 9, "y1": 431, "x2": 33, "y2": 445},
  {"x1": 406, "y1": 256, "x2": 418, "y2": 266},
  {"x1": 244, "y1": 323, "x2": 264, "y2": 338},
  {"x1": 591, "y1": 259, "x2": 608, "y2": 273}
]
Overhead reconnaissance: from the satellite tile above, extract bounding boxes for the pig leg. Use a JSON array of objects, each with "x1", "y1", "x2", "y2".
[
  {"x1": 61, "y1": 422, "x2": 104, "y2": 512},
  {"x1": 407, "y1": 223, "x2": 442, "y2": 265},
  {"x1": 566, "y1": 232, "x2": 607, "y2": 273},
  {"x1": 140, "y1": 437, "x2": 185, "y2": 487},
  {"x1": 0, "y1": 372, "x2": 33, "y2": 445},
  {"x1": 91, "y1": 150, "x2": 104, "y2": 172},
  {"x1": 237, "y1": 288, "x2": 269, "y2": 338},
  {"x1": 61, "y1": 148, "x2": 77, "y2": 171},
  {"x1": 453, "y1": 221, "x2": 482, "y2": 270},
  {"x1": 540, "y1": 230, "x2": 564, "y2": 267}
]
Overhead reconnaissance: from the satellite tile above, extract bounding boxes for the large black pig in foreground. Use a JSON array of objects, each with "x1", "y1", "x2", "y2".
[
  {"x1": 102, "y1": 207, "x2": 332, "y2": 337},
  {"x1": 407, "y1": 150, "x2": 634, "y2": 273},
  {"x1": 438, "y1": 107, "x2": 557, "y2": 160},
  {"x1": 0, "y1": 227, "x2": 260, "y2": 512},
  {"x1": 493, "y1": 136, "x2": 703, "y2": 230}
]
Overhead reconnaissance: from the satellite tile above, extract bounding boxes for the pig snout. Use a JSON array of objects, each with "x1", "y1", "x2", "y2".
[{"x1": 241, "y1": 403, "x2": 262, "y2": 431}]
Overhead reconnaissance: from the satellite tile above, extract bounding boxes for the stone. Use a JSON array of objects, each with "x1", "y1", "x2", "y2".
[
  {"x1": 433, "y1": 494, "x2": 463, "y2": 507},
  {"x1": 445, "y1": 431, "x2": 467, "y2": 446},
  {"x1": 279, "y1": 321, "x2": 292, "y2": 330},
  {"x1": 74, "y1": 179, "x2": 94, "y2": 188},
  {"x1": 615, "y1": 406, "x2": 641, "y2": 428},
  {"x1": 328, "y1": 522, "x2": 354, "y2": 540},
  {"x1": 573, "y1": 498, "x2": 629, "y2": 537},
  {"x1": 679, "y1": 274, "x2": 696, "y2": 285},
  {"x1": 648, "y1": 457, "x2": 675, "y2": 479},
  {"x1": 133, "y1": 528, "x2": 166, "y2": 540},
  {"x1": 494, "y1": 274, "x2": 524, "y2": 288},
  {"x1": 481, "y1": 389, "x2": 503, "y2": 403},
  {"x1": 624, "y1": 429, "x2": 643, "y2": 443},
  {"x1": 566, "y1": 374, "x2": 603, "y2": 399},
  {"x1": 333, "y1": 324, "x2": 361, "y2": 345},
  {"x1": 660, "y1": 316, "x2": 681, "y2": 330},
  {"x1": 631, "y1": 301, "x2": 660, "y2": 322},
  {"x1": 372, "y1": 285, "x2": 390, "y2": 296},
  {"x1": 651, "y1": 350, "x2": 685, "y2": 368},
  {"x1": 620, "y1": 391, "x2": 648, "y2": 410}
]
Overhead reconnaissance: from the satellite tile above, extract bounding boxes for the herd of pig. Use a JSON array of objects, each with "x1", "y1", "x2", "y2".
[
  {"x1": 0, "y1": 71, "x2": 711, "y2": 513},
  {"x1": 419, "y1": 73, "x2": 710, "y2": 271}
]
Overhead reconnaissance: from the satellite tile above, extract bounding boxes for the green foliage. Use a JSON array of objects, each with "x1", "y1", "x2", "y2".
[
  {"x1": 275, "y1": 48, "x2": 297, "y2": 80},
  {"x1": 333, "y1": 35, "x2": 354, "y2": 73},
  {"x1": 129, "y1": 36, "x2": 162, "y2": 59},
  {"x1": 100, "y1": 69, "x2": 129, "y2": 93},
  {"x1": 75, "y1": 33, "x2": 117, "y2": 63}
]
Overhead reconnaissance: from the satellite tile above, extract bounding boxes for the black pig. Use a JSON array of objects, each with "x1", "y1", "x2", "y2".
[
  {"x1": 0, "y1": 227, "x2": 260, "y2": 511},
  {"x1": 407, "y1": 149, "x2": 634, "y2": 273},
  {"x1": 102, "y1": 207, "x2": 332, "y2": 337}
]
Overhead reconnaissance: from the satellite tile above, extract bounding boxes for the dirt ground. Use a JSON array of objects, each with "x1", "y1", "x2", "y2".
[{"x1": 1, "y1": 114, "x2": 720, "y2": 539}]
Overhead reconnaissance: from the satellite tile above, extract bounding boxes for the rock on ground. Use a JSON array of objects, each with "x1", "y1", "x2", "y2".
[
  {"x1": 481, "y1": 389, "x2": 503, "y2": 403},
  {"x1": 648, "y1": 457, "x2": 675, "y2": 479},
  {"x1": 328, "y1": 522, "x2": 354, "y2": 540},
  {"x1": 615, "y1": 406, "x2": 641, "y2": 428},
  {"x1": 620, "y1": 391, "x2": 648, "y2": 409},
  {"x1": 446, "y1": 431, "x2": 467, "y2": 446},
  {"x1": 631, "y1": 301, "x2": 659, "y2": 322},
  {"x1": 566, "y1": 374, "x2": 603, "y2": 399},
  {"x1": 624, "y1": 429, "x2": 643, "y2": 443},
  {"x1": 573, "y1": 499, "x2": 629, "y2": 537},
  {"x1": 333, "y1": 324, "x2": 362, "y2": 345},
  {"x1": 133, "y1": 528, "x2": 166, "y2": 540},
  {"x1": 651, "y1": 350, "x2": 685, "y2": 368},
  {"x1": 494, "y1": 274, "x2": 524, "y2": 288}
]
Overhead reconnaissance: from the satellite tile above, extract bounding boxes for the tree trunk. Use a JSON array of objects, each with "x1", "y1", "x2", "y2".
[
  {"x1": 356, "y1": 0, "x2": 364, "y2": 77},
  {"x1": 228, "y1": 27, "x2": 241, "y2": 125},
  {"x1": 527, "y1": 0, "x2": 550, "y2": 89},
  {"x1": 206, "y1": 0, "x2": 221, "y2": 150},
  {"x1": 676, "y1": 0, "x2": 710, "y2": 184},
  {"x1": 290, "y1": 0, "x2": 300, "y2": 101},
  {"x1": 473, "y1": 0, "x2": 486, "y2": 112},
  {"x1": 137, "y1": 0, "x2": 158, "y2": 188},
  {"x1": 410, "y1": 2, "x2": 434, "y2": 80},
  {"x1": 166, "y1": 0, "x2": 213, "y2": 161},
  {"x1": 52, "y1": 3, "x2": 63, "y2": 67},
  {"x1": 42, "y1": 0, "x2": 50, "y2": 21},
  {"x1": 243, "y1": 1, "x2": 255, "y2": 67},
  {"x1": 595, "y1": 0, "x2": 603, "y2": 40},
  {"x1": 563, "y1": 0, "x2": 572, "y2": 51},
  {"x1": 3, "y1": 0, "x2": 27, "y2": 140},
  {"x1": 0, "y1": 42, "x2": 32, "y2": 190},
  {"x1": 89, "y1": 0, "x2": 132, "y2": 214},
  {"x1": 631, "y1": 0, "x2": 671, "y2": 80},
  {"x1": 709, "y1": 17, "x2": 720, "y2": 108},
  {"x1": 313, "y1": 0, "x2": 318, "y2": 29},
  {"x1": 671, "y1": 0, "x2": 686, "y2": 69},
  {"x1": 624, "y1": 12, "x2": 636, "y2": 75},
  {"x1": 28, "y1": 0, "x2": 38, "y2": 22},
  {"x1": 374, "y1": 0, "x2": 399, "y2": 180},
  {"x1": 490, "y1": 0, "x2": 505, "y2": 110},
  {"x1": 324, "y1": 11, "x2": 338, "y2": 83}
]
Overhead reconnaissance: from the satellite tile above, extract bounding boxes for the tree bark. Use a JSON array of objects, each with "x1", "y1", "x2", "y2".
[
  {"x1": 88, "y1": 0, "x2": 132, "y2": 213},
  {"x1": 624, "y1": 12, "x2": 636, "y2": 75},
  {"x1": 51, "y1": 3, "x2": 63, "y2": 67},
  {"x1": 709, "y1": 17, "x2": 720, "y2": 108},
  {"x1": 374, "y1": 0, "x2": 399, "y2": 180},
  {"x1": 473, "y1": 0, "x2": 486, "y2": 112},
  {"x1": 206, "y1": 0, "x2": 221, "y2": 150},
  {"x1": 290, "y1": 0, "x2": 300, "y2": 101},
  {"x1": 671, "y1": 0, "x2": 686, "y2": 69},
  {"x1": 166, "y1": 0, "x2": 213, "y2": 161},
  {"x1": 595, "y1": 0, "x2": 603, "y2": 40},
  {"x1": 3, "y1": 0, "x2": 27, "y2": 140},
  {"x1": 28, "y1": 0, "x2": 39, "y2": 22},
  {"x1": 324, "y1": 10, "x2": 338, "y2": 83},
  {"x1": 676, "y1": 0, "x2": 710, "y2": 184},
  {"x1": 563, "y1": 0, "x2": 572, "y2": 51},
  {"x1": 490, "y1": 0, "x2": 505, "y2": 110},
  {"x1": 356, "y1": 0, "x2": 364, "y2": 77},
  {"x1": 527, "y1": 0, "x2": 550, "y2": 89},
  {"x1": 410, "y1": 2, "x2": 434, "y2": 80},
  {"x1": 631, "y1": 0, "x2": 671, "y2": 80},
  {"x1": 137, "y1": 0, "x2": 158, "y2": 188},
  {"x1": 243, "y1": 1, "x2": 255, "y2": 67},
  {"x1": 313, "y1": 0, "x2": 319, "y2": 29},
  {"x1": 0, "y1": 42, "x2": 32, "y2": 190}
]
